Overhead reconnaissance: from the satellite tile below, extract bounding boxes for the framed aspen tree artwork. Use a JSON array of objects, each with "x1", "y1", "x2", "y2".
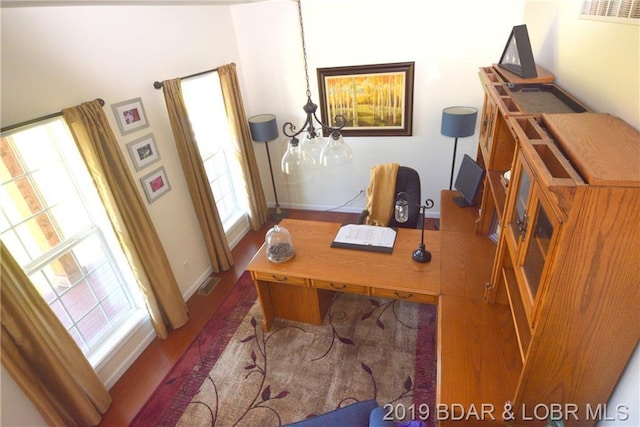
[{"x1": 317, "y1": 62, "x2": 415, "y2": 136}]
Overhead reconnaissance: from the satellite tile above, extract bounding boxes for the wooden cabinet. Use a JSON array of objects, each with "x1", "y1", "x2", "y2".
[
  {"x1": 476, "y1": 68, "x2": 640, "y2": 426},
  {"x1": 510, "y1": 113, "x2": 638, "y2": 425},
  {"x1": 475, "y1": 69, "x2": 588, "y2": 238},
  {"x1": 475, "y1": 65, "x2": 640, "y2": 426},
  {"x1": 501, "y1": 131, "x2": 579, "y2": 331},
  {"x1": 439, "y1": 67, "x2": 638, "y2": 426}
]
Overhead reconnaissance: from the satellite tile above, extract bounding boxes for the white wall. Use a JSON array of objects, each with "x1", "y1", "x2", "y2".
[
  {"x1": 1, "y1": 5, "x2": 244, "y2": 295},
  {"x1": 232, "y1": 0, "x2": 527, "y2": 215},
  {"x1": 524, "y1": 0, "x2": 639, "y2": 129},
  {"x1": 0, "y1": 365, "x2": 48, "y2": 426},
  {"x1": 1, "y1": 4, "x2": 242, "y2": 425}
]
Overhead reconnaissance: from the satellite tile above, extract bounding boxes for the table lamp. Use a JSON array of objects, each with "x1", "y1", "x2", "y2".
[
  {"x1": 248, "y1": 114, "x2": 285, "y2": 220},
  {"x1": 441, "y1": 106, "x2": 478, "y2": 190}
]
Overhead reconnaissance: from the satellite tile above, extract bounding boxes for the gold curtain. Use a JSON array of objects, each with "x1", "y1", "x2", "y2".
[
  {"x1": 218, "y1": 63, "x2": 268, "y2": 230},
  {"x1": 161, "y1": 79, "x2": 234, "y2": 272},
  {"x1": 1, "y1": 241, "x2": 112, "y2": 426},
  {"x1": 62, "y1": 100, "x2": 187, "y2": 339}
]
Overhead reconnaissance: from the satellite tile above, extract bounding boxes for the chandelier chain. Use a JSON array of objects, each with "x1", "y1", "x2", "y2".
[
  {"x1": 281, "y1": 0, "x2": 347, "y2": 140},
  {"x1": 297, "y1": 0, "x2": 312, "y2": 98}
]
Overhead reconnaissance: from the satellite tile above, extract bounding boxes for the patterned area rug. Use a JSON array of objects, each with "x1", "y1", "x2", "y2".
[{"x1": 131, "y1": 271, "x2": 437, "y2": 427}]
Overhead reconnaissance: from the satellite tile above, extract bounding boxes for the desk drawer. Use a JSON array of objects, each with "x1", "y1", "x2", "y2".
[
  {"x1": 371, "y1": 288, "x2": 437, "y2": 305},
  {"x1": 313, "y1": 279, "x2": 368, "y2": 295},
  {"x1": 253, "y1": 271, "x2": 307, "y2": 286}
]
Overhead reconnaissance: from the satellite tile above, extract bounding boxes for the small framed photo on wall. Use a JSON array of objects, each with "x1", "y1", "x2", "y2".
[
  {"x1": 127, "y1": 133, "x2": 161, "y2": 171},
  {"x1": 140, "y1": 166, "x2": 171, "y2": 203},
  {"x1": 112, "y1": 97, "x2": 149, "y2": 135}
]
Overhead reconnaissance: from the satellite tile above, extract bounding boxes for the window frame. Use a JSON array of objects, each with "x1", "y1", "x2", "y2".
[
  {"x1": 1, "y1": 118, "x2": 147, "y2": 364},
  {"x1": 180, "y1": 71, "x2": 250, "y2": 232}
]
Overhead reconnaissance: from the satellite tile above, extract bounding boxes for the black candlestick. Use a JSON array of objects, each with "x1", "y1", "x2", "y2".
[{"x1": 412, "y1": 199, "x2": 434, "y2": 263}]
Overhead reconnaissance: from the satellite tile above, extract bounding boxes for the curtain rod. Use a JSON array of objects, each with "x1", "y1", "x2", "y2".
[
  {"x1": 153, "y1": 67, "x2": 220, "y2": 89},
  {"x1": 1, "y1": 98, "x2": 105, "y2": 134}
]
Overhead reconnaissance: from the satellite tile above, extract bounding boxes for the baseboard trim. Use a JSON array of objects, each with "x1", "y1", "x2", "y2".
[{"x1": 273, "y1": 203, "x2": 441, "y2": 219}]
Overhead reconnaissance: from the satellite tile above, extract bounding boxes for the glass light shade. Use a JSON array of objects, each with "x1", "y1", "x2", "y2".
[
  {"x1": 281, "y1": 138, "x2": 313, "y2": 176},
  {"x1": 300, "y1": 133, "x2": 324, "y2": 166},
  {"x1": 319, "y1": 132, "x2": 352, "y2": 168}
]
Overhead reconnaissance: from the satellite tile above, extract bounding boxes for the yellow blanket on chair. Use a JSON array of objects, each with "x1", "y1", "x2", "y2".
[{"x1": 365, "y1": 163, "x2": 399, "y2": 226}]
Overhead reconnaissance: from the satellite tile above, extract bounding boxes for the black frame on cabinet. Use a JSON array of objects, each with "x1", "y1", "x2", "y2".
[{"x1": 498, "y1": 25, "x2": 537, "y2": 79}]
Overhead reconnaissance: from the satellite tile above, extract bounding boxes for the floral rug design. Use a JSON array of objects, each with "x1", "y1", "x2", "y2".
[{"x1": 131, "y1": 271, "x2": 437, "y2": 427}]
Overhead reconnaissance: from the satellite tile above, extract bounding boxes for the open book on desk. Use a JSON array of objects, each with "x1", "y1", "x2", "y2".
[{"x1": 330, "y1": 224, "x2": 397, "y2": 254}]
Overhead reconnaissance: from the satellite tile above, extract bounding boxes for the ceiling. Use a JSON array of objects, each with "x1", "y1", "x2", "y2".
[{"x1": 1, "y1": 0, "x2": 270, "y2": 7}]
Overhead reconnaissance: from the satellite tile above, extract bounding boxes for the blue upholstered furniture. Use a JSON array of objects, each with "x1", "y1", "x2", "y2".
[{"x1": 283, "y1": 399, "x2": 393, "y2": 427}]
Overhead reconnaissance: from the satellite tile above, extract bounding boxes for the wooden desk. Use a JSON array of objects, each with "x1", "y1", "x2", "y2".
[
  {"x1": 439, "y1": 190, "x2": 480, "y2": 233},
  {"x1": 437, "y1": 192, "x2": 521, "y2": 425},
  {"x1": 247, "y1": 219, "x2": 441, "y2": 331}
]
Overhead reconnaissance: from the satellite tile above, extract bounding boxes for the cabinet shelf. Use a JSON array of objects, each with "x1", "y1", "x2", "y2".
[{"x1": 479, "y1": 66, "x2": 505, "y2": 84}]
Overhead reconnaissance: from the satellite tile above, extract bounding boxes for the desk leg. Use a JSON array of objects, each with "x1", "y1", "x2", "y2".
[{"x1": 254, "y1": 279, "x2": 275, "y2": 331}]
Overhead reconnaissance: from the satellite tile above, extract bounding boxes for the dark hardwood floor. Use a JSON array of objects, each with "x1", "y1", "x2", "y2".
[{"x1": 98, "y1": 209, "x2": 361, "y2": 426}]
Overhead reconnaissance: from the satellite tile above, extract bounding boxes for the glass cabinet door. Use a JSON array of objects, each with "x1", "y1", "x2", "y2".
[
  {"x1": 483, "y1": 98, "x2": 499, "y2": 158},
  {"x1": 479, "y1": 95, "x2": 494, "y2": 153},
  {"x1": 521, "y1": 190, "x2": 556, "y2": 300},
  {"x1": 509, "y1": 162, "x2": 532, "y2": 242}
]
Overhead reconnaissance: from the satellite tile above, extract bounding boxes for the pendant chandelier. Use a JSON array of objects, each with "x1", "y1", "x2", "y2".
[{"x1": 281, "y1": 0, "x2": 352, "y2": 176}]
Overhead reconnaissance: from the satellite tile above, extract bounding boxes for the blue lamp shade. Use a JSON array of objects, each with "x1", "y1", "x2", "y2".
[
  {"x1": 248, "y1": 114, "x2": 278, "y2": 142},
  {"x1": 440, "y1": 107, "x2": 478, "y2": 138}
]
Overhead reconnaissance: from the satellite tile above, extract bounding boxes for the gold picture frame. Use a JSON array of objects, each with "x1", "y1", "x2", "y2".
[{"x1": 317, "y1": 62, "x2": 415, "y2": 137}]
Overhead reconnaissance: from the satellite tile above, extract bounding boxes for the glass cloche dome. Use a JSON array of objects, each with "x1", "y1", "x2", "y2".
[{"x1": 265, "y1": 224, "x2": 295, "y2": 263}]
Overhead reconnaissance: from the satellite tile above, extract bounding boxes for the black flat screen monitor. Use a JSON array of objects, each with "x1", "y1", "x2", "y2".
[{"x1": 453, "y1": 154, "x2": 484, "y2": 208}]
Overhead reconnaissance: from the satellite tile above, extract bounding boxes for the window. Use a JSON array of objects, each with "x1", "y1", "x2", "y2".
[
  {"x1": 0, "y1": 118, "x2": 145, "y2": 364},
  {"x1": 581, "y1": 0, "x2": 640, "y2": 22},
  {"x1": 180, "y1": 72, "x2": 248, "y2": 231}
]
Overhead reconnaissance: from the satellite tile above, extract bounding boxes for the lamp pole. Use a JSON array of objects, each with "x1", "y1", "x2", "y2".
[
  {"x1": 248, "y1": 114, "x2": 286, "y2": 221},
  {"x1": 449, "y1": 136, "x2": 459, "y2": 190},
  {"x1": 263, "y1": 139, "x2": 284, "y2": 219},
  {"x1": 441, "y1": 106, "x2": 478, "y2": 191}
]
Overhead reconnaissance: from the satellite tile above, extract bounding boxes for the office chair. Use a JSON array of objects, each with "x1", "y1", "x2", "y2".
[{"x1": 357, "y1": 164, "x2": 422, "y2": 229}]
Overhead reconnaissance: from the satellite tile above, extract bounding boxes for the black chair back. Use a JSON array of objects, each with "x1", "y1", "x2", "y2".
[{"x1": 388, "y1": 166, "x2": 422, "y2": 229}]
